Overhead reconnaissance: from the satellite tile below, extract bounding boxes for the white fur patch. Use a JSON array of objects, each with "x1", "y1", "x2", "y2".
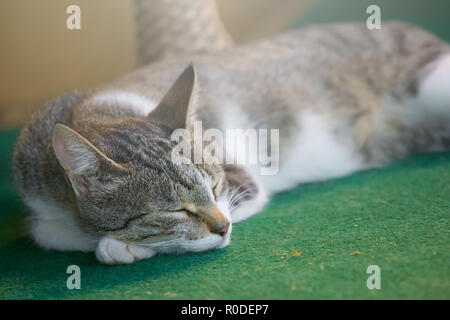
[
  {"x1": 259, "y1": 111, "x2": 365, "y2": 193},
  {"x1": 24, "y1": 196, "x2": 97, "y2": 252},
  {"x1": 89, "y1": 90, "x2": 158, "y2": 116},
  {"x1": 418, "y1": 53, "x2": 450, "y2": 116},
  {"x1": 178, "y1": 234, "x2": 226, "y2": 252}
]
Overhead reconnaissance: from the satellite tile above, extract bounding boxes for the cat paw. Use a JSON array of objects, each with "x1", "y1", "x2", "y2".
[{"x1": 96, "y1": 237, "x2": 156, "y2": 265}]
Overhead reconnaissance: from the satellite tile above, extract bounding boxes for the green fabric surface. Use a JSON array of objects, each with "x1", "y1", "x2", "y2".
[{"x1": 0, "y1": 129, "x2": 449, "y2": 299}]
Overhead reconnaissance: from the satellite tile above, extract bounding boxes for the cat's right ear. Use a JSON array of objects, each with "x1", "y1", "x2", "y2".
[
  {"x1": 147, "y1": 64, "x2": 197, "y2": 129},
  {"x1": 52, "y1": 124, "x2": 126, "y2": 197}
]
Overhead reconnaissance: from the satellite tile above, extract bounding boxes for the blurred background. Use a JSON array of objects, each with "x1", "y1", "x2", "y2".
[{"x1": 1, "y1": 0, "x2": 449, "y2": 128}]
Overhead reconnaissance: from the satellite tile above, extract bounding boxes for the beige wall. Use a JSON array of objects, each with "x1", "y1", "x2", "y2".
[
  {"x1": 0, "y1": 0, "x2": 137, "y2": 126},
  {"x1": 0, "y1": 0, "x2": 309, "y2": 127}
]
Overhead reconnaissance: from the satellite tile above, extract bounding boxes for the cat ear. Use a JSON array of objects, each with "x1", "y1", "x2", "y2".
[
  {"x1": 148, "y1": 64, "x2": 197, "y2": 129},
  {"x1": 52, "y1": 123, "x2": 125, "y2": 197}
]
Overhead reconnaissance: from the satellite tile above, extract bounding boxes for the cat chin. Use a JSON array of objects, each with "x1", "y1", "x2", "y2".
[
  {"x1": 96, "y1": 234, "x2": 230, "y2": 265},
  {"x1": 155, "y1": 234, "x2": 230, "y2": 255}
]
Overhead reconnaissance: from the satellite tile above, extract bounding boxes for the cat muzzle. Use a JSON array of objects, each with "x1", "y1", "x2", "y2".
[{"x1": 196, "y1": 203, "x2": 230, "y2": 237}]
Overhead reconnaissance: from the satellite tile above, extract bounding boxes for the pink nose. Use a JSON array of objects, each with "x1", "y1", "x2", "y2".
[{"x1": 213, "y1": 222, "x2": 230, "y2": 237}]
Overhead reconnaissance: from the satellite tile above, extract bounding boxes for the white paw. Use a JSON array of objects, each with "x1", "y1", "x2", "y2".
[{"x1": 95, "y1": 237, "x2": 156, "y2": 265}]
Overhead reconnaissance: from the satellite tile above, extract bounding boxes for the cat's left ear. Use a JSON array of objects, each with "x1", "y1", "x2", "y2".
[
  {"x1": 52, "y1": 124, "x2": 127, "y2": 197},
  {"x1": 148, "y1": 64, "x2": 197, "y2": 129}
]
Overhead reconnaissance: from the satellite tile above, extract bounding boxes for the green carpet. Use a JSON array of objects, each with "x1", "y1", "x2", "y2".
[{"x1": 0, "y1": 129, "x2": 449, "y2": 299}]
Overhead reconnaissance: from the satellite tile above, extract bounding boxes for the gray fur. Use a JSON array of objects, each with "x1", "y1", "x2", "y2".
[{"x1": 12, "y1": 22, "x2": 450, "y2": 261}]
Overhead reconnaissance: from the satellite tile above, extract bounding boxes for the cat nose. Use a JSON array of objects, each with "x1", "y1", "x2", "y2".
[
  {"x1": 195, "y1": 203, "x2": 230, "y2": 237},
  {"x1": 213, "y1": 222, "x2": 230, "y2": 237}
]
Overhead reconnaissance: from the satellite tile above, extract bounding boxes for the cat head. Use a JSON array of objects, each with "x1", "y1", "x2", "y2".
[{"x1": 52, "y1": 65, "x2": 232, "y2": 254}]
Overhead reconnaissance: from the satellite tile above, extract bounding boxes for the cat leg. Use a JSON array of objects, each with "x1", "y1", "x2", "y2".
[
  {"x1": 223, "y1": 165, "x2": 268, "y2": 223},
  {"x1": 96, "y1": 237, "x2": 156, "y2": 265},
  {"x1": 364, "y1": 52, "x2": 450, "y2": 162}
]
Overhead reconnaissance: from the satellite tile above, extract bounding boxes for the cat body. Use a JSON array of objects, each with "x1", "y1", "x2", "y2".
[{"x1": 13, "y1": 22, "x2": 450, "y2": 264}]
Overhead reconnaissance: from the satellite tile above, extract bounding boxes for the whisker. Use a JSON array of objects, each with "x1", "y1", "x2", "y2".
[
  {"x1": 136, "y1": 237, "x2": 181, "y2": 248},
  {"x1": 226, "y1": 185, "x2": 253, "y2": 210}
]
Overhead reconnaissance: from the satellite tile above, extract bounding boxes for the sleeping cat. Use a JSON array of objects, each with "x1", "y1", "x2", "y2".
[{"x1": 13, "y1": 22, "x2": 450, "y2": 264}]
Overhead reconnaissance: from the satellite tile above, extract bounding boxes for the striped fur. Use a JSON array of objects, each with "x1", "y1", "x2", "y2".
[{"x1": 13, "y1": 22, "x2": 450, "y2": 264}]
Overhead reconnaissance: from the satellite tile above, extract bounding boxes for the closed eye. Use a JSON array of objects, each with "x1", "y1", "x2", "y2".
[{"x1": 184, "y1": 209, "x2": 197, "y2": 218}]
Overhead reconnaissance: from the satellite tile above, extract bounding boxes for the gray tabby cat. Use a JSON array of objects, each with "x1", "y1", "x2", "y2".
[{"x1": 13, "y1": 22, "x2": 450, "y2": 264}]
